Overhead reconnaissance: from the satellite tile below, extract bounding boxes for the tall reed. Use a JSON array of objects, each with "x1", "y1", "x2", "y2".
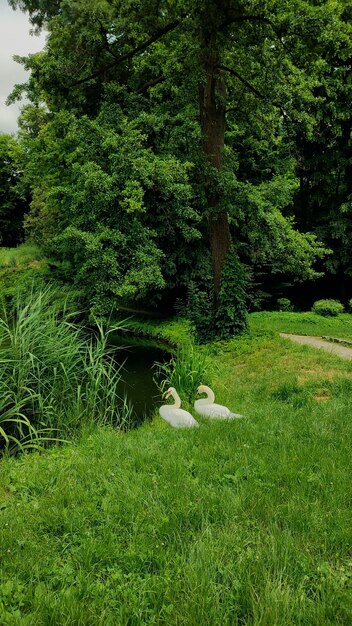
[
  {"x1": 0, "y1": 287, "x2": 131, "y2": 454},
  {"x1": 154, "y1": 343, "x2": 208, "y2": 405}
]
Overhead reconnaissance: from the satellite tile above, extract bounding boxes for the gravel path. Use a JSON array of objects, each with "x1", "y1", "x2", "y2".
[{"x1": 280, "y1": 333, "x2": 352, "y2": 360}]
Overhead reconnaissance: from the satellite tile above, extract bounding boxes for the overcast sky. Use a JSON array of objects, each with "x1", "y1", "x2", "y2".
[{"x1": 0, "y1": 0, "x2": 46, "y2": 134}]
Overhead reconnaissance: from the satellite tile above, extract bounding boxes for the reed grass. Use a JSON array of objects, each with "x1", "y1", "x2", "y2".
[
  {"x1": 154, "y1": 342, "x2": 208, "y2": 405},
  {"x1": 0, "y1": 287, "x2": 131, "y2": 454}
]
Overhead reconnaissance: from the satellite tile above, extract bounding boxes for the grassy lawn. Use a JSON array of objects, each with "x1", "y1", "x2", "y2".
[
  {"x1": 1, "y1": 314, "x2": 352, "y2": 624},
  {"x1": 249, "y1": 311, "x2": 352, "y2": 341}
]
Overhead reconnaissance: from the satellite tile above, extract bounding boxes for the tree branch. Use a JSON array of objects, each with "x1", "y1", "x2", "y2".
[
  {"x1": 97, "y1": 20, "x2": 120, "y2": 60},
  {"x1": 69, "y1": 17, "x2": 186, "y2": 87},
  {"x1": 136, "y1": 75, "x2": 165, "y2": 94},
  {"x1": 218, "y1": 65, "x2": 287, "y2": 117},
  {"x1": 220, "y1": 13, "x2": 295, "y2": 60},
  {"x1": 218, "y1": 65, "x2": 265, "y2": 100},
  {"x1": 220, "y1": 14, "x2": 268, "y2": 30}
]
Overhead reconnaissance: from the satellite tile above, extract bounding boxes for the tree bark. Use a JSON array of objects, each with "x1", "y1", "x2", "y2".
[{"x1": 199, "y1": 46, "x2": 231, "y2": 298}]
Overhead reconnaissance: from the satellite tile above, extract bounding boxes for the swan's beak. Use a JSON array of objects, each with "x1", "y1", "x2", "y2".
[{"x1": 165, "y1": 390, "x2": 171, "y2": 400}]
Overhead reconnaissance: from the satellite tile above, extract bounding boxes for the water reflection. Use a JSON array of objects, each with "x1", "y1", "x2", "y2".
[{"x1": 109, "y1": 334, "x2": 170, "y2": 422}]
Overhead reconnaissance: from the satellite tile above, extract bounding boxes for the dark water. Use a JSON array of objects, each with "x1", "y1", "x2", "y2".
[{"x1": 109, "y1": 334, "x2": 170, "y2": 421}]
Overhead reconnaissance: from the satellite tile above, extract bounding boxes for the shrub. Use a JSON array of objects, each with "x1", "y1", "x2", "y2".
[
  {"x1": 0, "y1": 287, "x2": 131, "y2": 454},
  {"x1": 312, "y1": 299, "x2": 344, "y2": 317},
  {"x1": 348, "y1": 298, "x2": 352, "y2": 312},
  {"x1": 186, "y1": 248, "x2": 248, "y2": 343},
  {"x1": 277, "y1": 297, "x2": 293, "y2": 312},
  {"x1": 216, "y1": 248, "x2": 248, "y2": 339},
  {"x1": 186, "y1": 283, "x2": 215, "y2": 344}
]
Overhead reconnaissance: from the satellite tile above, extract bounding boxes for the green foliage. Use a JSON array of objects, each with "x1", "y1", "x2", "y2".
[
  {"x1": 9, "y1": 0, "x2": 341, "y2": 325},
  {"x1": 287, "y1": 1, "x2": 352, "y2": 280},
  {"x1": 312, "y1": 299, "x2": 344, "y2": 317},
  {"x1": 19, "y1": 108, "x2": 202, "y2": 313},
  {"x1": 216, "y1": 248, "x2": 248, "y2": 339},
  {"x1": 49, "y1": 225, "x2": 165, "y2": 316},
  {"x1": 0, "y1": 287, "x2": 131, "y2": 454},
  {"x1": 186, "y1": 283, "x2": 216, "y2": 344},
  {"x1": 277, "y1": 297, "x2": 294, "y2": 312},
  {"x1": 154, "y1": 342, "x2": 208, "y2": 405},
  {"x1": 186, "y1": 249, "x2": 248, "y2": 342},
  {"x1": 0, "y1": 135, "x2": 27, "y2": 246},
  {"x1": 237, "y1": 180, "x2": 329, "y2": 280}
]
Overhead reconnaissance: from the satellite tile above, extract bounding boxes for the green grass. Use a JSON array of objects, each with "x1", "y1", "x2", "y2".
[
  {"x1": 0, "y1": 244, "x2": 48, "y2": 310},
  {"x1": 0, "y1": 245, "x2": 43, "y2": 269},
  {"x1": 1, "y1": 313, "x2": 352, "y2": 623},
  {"x1": 120, "y1": 316, "x2": 195, "y2": 347},
  {"x1": 249, "y1": 310, "x2": 352, "y2": 340},
  {"x1": 119, "y1": 310, "x2": 352, "y2": 347}
]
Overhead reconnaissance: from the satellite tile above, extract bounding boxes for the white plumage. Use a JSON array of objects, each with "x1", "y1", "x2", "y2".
[
  {"x1": 159, "y1": 387, "x2": 199, "y2": 429},
  {"x1": 194, "y1": 385, "x2": 243, "y2": 420}
]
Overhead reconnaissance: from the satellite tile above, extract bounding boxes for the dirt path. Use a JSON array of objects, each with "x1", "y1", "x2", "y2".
[{"x1": 280, "y1": 333, "x2": 352, "y2": 360}]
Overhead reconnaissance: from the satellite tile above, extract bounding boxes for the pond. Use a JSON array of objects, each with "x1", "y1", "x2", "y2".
[{"x1": 109, "y1": 333, "x2": 171, "y2": 423}]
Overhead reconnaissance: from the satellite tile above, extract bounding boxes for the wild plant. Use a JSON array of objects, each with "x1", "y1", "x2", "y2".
[
  {"x1": 154, "y1": 343, "x2": 208, "y2": 405},
  {"x1": 0, "y1": 287, "x2": 131, "y2": 454}
]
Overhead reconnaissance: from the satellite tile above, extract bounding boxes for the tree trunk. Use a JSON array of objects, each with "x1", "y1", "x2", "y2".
[{"x1": 199, "y1": 47, "x2": 231, "y2": 298}]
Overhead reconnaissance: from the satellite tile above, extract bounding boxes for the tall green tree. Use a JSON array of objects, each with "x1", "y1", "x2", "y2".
[
  {"x1": 287, "y1": 1, "x2": 352, "y2": 291},
  {"x1": 9, "y1": 0, "x2": 330, "y2": 330}
]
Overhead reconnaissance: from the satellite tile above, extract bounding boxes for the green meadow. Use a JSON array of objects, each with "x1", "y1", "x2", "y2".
[{"x1": 1, "y1": 305, "x2": 352, "y2": 625}]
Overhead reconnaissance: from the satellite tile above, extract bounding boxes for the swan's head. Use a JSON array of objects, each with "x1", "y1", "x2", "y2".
[
  {"x1": 197, "y1": 384, "x2": 211, "y2": 396},
  {"x1": 164, "y1": 387, "x2": 175, "y2": 400}
]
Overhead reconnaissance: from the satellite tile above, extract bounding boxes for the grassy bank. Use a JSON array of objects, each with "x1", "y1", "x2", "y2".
[
  {"x1": 1, "y1": 311, "x2": 352, "y2": 624},
  {"x1": 0, "y1": 245, "x2": 46, "y2": 302},
  {"x1": 249, "y1": 310, "x2": 352, "y2": 341},
  {"x1": 124, "y1": 309, "x2": 352, "y2": 347},
  {"x1": 0, "y1": 245, "x2": 43, "y2": 268}
]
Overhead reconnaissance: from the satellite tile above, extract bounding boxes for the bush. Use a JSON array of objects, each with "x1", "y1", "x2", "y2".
[
  {"x1": 216, "y1": 248, "x2": 248, "y2": 339},
  {"x1": 186, "y1": 248, "x2": 248, "y2": 343},
  {"x1": 277, "y1": 297, "x2": 293, "y2": 312},
  {"x1": 186, "y1": 284, "x2": 215, "y2": 343},
  {"x1": 312, "y1": 299, "x2": 344, "y2": 317},
  {"x1": 348, "y1": 298, "x2": 352, "y2": 312}
]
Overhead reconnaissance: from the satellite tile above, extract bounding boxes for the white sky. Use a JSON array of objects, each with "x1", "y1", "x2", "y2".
[{"x1": 0, "y1": 0, "x2": 46, "y2": 134}]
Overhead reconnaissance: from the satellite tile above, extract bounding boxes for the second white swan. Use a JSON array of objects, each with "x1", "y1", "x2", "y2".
[
  {"x1": 194, "y1": 385, "x2": 243, "y2": 419},
  {"x1": 159, "y1": 387, "x2": 199, "y2": 428}
]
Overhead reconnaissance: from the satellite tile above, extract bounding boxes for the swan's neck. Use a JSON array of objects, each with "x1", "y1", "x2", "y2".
[
  {"x1": 170, "y1": 389, "x2": 181, "y2": 409},
  {"x1": 200, "y1": 386, "x2": 215, "y2": 404}
]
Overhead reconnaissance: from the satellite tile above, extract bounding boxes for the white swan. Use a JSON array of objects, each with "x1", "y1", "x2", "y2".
[
  {"x1": 159, "y1": 387, "x2": 199, "y2": 429},
  {"x1": 194, "y1": 385, "x2": 243, "y2": 419}
]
